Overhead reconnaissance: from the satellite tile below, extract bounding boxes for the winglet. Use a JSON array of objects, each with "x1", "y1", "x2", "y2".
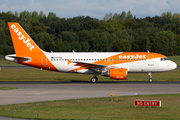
[{"x1": 66, "y1": 59, "x2": 72, "y2": 64}]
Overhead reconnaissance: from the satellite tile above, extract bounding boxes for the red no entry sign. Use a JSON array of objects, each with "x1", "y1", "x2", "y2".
[{"x1": 135, "y1": 100, "x2": 161, "y2": 107}]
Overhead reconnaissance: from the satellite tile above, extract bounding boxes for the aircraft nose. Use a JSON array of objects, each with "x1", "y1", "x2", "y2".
[{"x1": 170, "y1": 61, "x2": 177, "y2": 70}]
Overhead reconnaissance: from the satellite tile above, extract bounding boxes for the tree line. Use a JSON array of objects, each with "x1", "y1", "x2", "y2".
[{"x1": 0, "y1": 10, "x2": 180, "y2": 56}]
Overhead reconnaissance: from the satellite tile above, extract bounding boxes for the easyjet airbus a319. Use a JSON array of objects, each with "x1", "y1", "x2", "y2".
[{"x1": 5, "y1": 22, "x2": 177, "y2": 83}]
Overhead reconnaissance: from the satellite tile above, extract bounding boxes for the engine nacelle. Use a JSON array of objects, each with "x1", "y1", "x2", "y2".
[{"x1": 101, "y1": 68, "x2": 127, "y2": 80}]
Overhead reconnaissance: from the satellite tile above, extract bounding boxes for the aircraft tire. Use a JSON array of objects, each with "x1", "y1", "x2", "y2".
[
  {"x1": 91, "y1": 77, "x2": 98, "y2": 83},
  {"x1": 149, "y1": 78, "x2": 153, "y2": 83}
]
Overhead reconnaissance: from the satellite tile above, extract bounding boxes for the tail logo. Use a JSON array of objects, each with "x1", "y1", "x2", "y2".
[{"x1": 11, "y1": 24, "x2": 35, "y2": 51}]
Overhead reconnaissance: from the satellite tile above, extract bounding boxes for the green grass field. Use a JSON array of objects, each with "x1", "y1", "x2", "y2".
[
  {"x1": 0, "y1": 94, "x2": 180, "y2": 120},
  {"x1": 0, "y1": 86, "x2": 18, "y2": 90},
  {"x1": 0, "y1": 59, "x2": 23, "y2": 66},
  {"x1": 0, "y1": 56, "x2": 179, "y2": 119},
  {"x1": 0, "y1": 68, "x2": 179, "y2": 82}
]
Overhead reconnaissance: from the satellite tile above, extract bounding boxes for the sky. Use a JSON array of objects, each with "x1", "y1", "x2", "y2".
[{"x1": 0, "y1": 0, "x2": 179, "y2": 20}]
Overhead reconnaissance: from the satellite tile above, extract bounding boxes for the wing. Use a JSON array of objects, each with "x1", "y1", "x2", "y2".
[
  {"x1": 66, "y1": 59, "x2": 106, "y2": 68},
  {"x1": 66, "y1": 59, "x2": 130, "y2": 74}
]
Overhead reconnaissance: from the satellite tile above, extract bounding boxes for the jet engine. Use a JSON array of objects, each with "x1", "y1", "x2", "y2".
[{"x1": 101, "y1": 68, "x2": 127, "y2": 80}]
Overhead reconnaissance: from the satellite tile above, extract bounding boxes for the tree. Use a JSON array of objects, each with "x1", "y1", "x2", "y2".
[
  {"x1": 48, "y1": 12, "x2": 56, "y2": 20},
  {"x1": 32, "y1": 11, "x2": 39, "y2": 21},
  {"x1": 0, "y1": 28, "x2": 6, "y2": 45},
  {"x1": 39, "y1": 11, "x2": 46, "y2": 19},
  {"x1": 126, "y1": 11, "x2": 133, "y2": 21},
  {"x1": 112, "y1": 39, "x2": 131, "y2": 52}
]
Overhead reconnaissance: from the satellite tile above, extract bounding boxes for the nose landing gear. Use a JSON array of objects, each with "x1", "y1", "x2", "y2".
[{"x1": 148, "y1": 72, "x2": 153, "y2": 83}]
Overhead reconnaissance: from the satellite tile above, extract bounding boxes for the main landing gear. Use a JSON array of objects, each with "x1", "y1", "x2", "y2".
[
  {"x1": 91, "y1": 73, "x2": 99, "y2": 83},
  {"x1": 91, "y1": 76, "x2": 98, "y2": 83},
  {"x1": 148, "y1": 72, "x2": 153, "y2": 83}
]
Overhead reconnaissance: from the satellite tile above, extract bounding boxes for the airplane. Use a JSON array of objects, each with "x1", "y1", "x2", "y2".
[{"x1": 5, "y1": 22, "x2": 177, "y2": 83}]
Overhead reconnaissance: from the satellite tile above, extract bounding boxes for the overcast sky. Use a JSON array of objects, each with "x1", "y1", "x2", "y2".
[{"x1": 0, "y1": 0, "x2": 179, "y2": 20}]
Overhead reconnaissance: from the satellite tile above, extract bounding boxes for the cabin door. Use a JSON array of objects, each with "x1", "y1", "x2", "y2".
[
  {"x1": 41, "y1": 54, "x2": 47, "y2": 66},
  {"x1": 148, "y1": 54, "x2": 154, "y2": 66}
]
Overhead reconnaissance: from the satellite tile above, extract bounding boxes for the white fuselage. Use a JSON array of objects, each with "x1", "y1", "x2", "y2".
[{"x1": 44, "y1": 52, "x2": 177, "y2": 74}]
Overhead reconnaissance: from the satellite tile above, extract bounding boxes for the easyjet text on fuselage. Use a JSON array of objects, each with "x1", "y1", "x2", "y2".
[{"x1": 119, "y1": 54, "x2": 146, "y2": 59}]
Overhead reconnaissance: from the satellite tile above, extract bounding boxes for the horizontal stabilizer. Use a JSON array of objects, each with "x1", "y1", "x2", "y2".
[{"x1": 5, "y1": 54, "x2": 31, "y2": 62}]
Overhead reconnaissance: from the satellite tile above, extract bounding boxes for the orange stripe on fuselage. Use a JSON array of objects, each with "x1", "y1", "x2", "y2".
[
  {"x1": 68, "y1": 52, "x2": 166, "y2": 72},
  {"x1": 94, "y1": 52, "x2": 166, "y2": 65}
]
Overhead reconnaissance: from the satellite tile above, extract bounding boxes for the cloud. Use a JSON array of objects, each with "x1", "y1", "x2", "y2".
[{"x1": 0, "y1": 0, "x2": 180, "y2": 19}]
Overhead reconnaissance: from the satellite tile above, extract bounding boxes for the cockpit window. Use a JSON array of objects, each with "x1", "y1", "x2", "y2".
[{"x1": 160, "y1": 58, "x2": 169, "y2": 61}]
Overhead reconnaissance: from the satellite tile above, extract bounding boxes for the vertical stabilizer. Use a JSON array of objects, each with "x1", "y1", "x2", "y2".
[
  {"x1": 7, "y1": 22, "x2": 58, "y2": 71},
  {"x1": 8, "y1": 22, "x2": 42, "y2": 56}
]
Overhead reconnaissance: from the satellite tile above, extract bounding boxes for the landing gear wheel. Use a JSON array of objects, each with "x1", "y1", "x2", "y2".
[
  {"x1": 149, "y1": 78, "x2": 153, "y2": 83},
  {"x1": 148, "y1": 72, "x2": 153, "y2": 83},
  {"x1": 91, "y1": 77, "x2": 98, "y2": 83}
]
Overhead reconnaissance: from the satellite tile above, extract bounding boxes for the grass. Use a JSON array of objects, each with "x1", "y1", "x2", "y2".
[
  {"x1": 0, "y1": 68, "x2": 179, "y2": 82},
  {"x1": 0, "y1": 59, "x2": 23, "y2": 66},
  {"x1": 0, "y1": 94, "x2": 180, "y2": 120},
  {"x1": 0, "y1": 86, "x2": 18, "y2": 90}
]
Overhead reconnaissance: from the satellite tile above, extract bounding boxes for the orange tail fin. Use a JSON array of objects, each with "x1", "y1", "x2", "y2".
[
  {"x1": 8, "y1": 22, "x2": 58, "y2": 71},
  {"x1": 8, "y1": 22, "x2": 42, "y2": 56}
]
